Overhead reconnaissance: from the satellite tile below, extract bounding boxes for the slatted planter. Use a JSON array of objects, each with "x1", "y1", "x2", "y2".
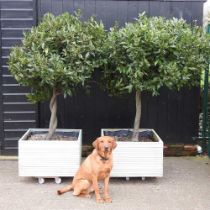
[
  {"x1": 101, "y1": 129, "x2": 163, "y2": 179},
  {"x1": 19, "y1": 129, "x2": 82, "y2": 184}
]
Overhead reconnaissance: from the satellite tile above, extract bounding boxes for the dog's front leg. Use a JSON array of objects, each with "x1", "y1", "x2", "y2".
[
  {"x1": 103, "y1": 175, "x2": 112, "y2": 203},
  {"x1": 92, "y1": 176, "x2": 103, "y2": 203}
]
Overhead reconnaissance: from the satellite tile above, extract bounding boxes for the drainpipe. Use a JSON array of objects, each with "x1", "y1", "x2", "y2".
[{"x1": 206, "y1": 24, "x2": 210, "y2": 157}]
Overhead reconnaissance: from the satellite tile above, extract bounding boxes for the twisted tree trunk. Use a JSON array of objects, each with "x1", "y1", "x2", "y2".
[
  {"x1": 132, "y1": 90, "x2": 141, "y2": 141},
  {"x1": 45, "y1": 88, "x2": 59, "y2": 140}
]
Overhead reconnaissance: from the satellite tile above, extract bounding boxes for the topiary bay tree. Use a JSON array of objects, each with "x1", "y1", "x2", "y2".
[
  {"x1": 9, "y1": 12, "x2": 105, "y2": 139},
  {"x1": 102, "y1": 14, "x2": 210, "y2": 141}
]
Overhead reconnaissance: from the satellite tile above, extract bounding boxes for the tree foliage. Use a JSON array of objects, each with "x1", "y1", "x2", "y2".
[
  {"x1": 9, "y1": 12, "x2": 106, "y2": 103},
  {"x1": 101, "y1": 14, "x2": 210, "y2": 96}
]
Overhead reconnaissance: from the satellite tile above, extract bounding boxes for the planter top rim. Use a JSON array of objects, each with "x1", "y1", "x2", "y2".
[
  {"x1": 19, "y1": 128, "x2": 82, "y2": 142},
  {"x1": 102, "y1": 128, "x2": 155, "y2": 131},
  {"x1": 101, "y1": 128, "x2": 163, "y2": 144},
  {"x1": 27, "y1": 128, "x2": 82, "y2": 132}
]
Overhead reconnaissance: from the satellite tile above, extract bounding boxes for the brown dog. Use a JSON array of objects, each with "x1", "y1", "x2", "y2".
[{"x1": 57, "y1": 136, "x2": 117, "y2": 203}]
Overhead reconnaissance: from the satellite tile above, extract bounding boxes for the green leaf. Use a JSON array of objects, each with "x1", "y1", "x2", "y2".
[
  {"x1": 8, "y1": 12, "x2": 106, "y2": 103},
  {"x1": 101, "y1": 13, "x2": 210, "y2": 96}
]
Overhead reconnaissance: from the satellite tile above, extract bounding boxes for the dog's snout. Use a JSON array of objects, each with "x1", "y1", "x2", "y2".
[{"x1": 104, "y1": 145, "x2": 109, "y2": 150}]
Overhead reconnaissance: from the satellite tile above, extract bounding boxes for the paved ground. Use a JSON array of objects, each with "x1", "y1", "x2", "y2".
[{"x1": 0, "y1": 157, "x2": 210, "y2": 210}]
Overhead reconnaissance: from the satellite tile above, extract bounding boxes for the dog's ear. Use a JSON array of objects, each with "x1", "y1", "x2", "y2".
[
  {"x1": 92, "y1": 138, "x2": 99, "y2": 150},
  {"x1": 112, "y1": 138, "x2": 117, "y2": 149}
]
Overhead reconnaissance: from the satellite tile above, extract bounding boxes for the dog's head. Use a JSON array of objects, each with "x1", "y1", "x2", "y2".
[{"x1": 92, "y1": 136, "x2": 117, "y2": 158}]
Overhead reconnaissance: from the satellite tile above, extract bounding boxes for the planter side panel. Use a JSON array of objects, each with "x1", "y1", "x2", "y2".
[
  {"x1": 19, "y1": 129, "x2": 82, "y2": 177},
  {"x1": 111, "y1": 143, "x2": 163, "y2": 177}
]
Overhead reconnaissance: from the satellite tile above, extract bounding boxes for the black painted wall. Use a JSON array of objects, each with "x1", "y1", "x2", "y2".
[
  {"x1": 0, "y1": 0, "x2": 205, "y2": 154},
  {"x1": 0, "y1": 0, "x2": 37, "y2": 155}
]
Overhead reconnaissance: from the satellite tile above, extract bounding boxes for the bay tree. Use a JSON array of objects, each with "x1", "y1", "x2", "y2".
[
  {"x1": 102, "y1": 14, "x2": 210, "y2": 141},
  {"x1": 9, "y1": 12, "x2": 105, "y2": 139}
]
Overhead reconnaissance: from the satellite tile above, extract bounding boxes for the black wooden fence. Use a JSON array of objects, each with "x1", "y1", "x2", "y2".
[
  {"x1": 0, "y1": 0, "x2": 38, "y2": 155},
  {"x1": 0, "y1": 0, "x2": 205, "y2": 154}
]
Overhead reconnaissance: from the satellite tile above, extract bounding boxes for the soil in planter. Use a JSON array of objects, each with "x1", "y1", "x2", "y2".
[
  {"x1": 27, "y1": 131, "x2": 79, "y2": 141},
  {"x1": 104, "y1": 130, "x2": 156, "y2": 142}
]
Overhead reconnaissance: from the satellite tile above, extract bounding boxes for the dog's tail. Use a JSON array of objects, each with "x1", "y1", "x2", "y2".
[{"x1": 57, "y1": 183, "x2": 73, "y2": 195}]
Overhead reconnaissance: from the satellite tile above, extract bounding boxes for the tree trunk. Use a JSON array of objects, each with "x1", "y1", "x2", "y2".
[
  {"x1": 45, "y1": 88, "x2": 59, "y2": 140},
  {"x1": 132, "y1": 90, "x2": 141, "y2": 141}
]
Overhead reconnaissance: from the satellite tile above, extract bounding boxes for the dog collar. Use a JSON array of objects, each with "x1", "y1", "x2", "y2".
[{"x1": 98, "y1": 154, "x2": 109, "y2": 161}]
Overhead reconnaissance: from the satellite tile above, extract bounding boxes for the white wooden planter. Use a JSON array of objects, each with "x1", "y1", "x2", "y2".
[
  {"x1": 101, "y1": 129, "x2": 163, "y2": 179},
  {"x1": 19, "y1": 129, "x2": 82, "y2": 183}
]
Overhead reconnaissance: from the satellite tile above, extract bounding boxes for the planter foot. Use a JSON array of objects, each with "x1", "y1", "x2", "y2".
[
  {"x1": 141, "y1": 177, "x2": 145, "y2": 181},
  {"x1": 55, "y1": 177, "x2": 62, "y2": 184},
  {"x1": 126, "y1": 177, "x2": 130, "y2": 181},
  {"x1": 38, "y1": 177, "x2": 45, "y2": 184}
]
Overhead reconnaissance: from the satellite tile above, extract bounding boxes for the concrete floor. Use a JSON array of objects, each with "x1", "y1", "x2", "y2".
[{"x1": 0, "y1": 157, "x2": 210, "y2": 210}]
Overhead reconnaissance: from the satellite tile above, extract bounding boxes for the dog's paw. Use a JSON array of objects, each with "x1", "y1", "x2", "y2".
[
  {"x1": 79, "y1": 193, "x2": 91, "y2": 198},
  {"x1": 104, "y1": 197, "x2": 112, "y2": 203},
  {"x1": 96, "y1": 198, "x2": 104, "y2": 203}
]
